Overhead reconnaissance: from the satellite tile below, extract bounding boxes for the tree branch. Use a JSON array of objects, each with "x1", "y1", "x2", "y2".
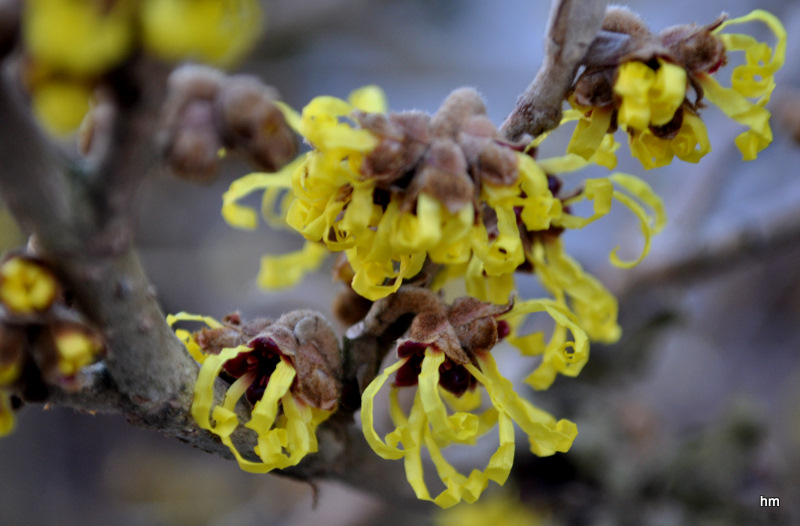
[
  {"x1": 622, "y1": 210, "x2": 800, "y2": 295},
  {"x1": 0, "y1": 57, "x2": 431, "y2": 507},
  {"x1": 500, "y1": 0, "x2": 607, "y2": 140}
]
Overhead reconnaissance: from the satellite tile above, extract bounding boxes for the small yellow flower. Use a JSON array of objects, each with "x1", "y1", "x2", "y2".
[
  {"x1": 192, "y1": 344, "x2": 331, "y2": 473},
  {"x1": 30, "y1": 78, "x2": 94, "y2": 136},
  {"x1": 435, "y1": 492, "x2": 547, "y2": 526},
  {"x1": 0, "y1": 256, "x2": 58, "y2": 314},
  {"x1": 173, "y1": 312, "x2": 338, "y2": 473},
  {"x1": 362, "y1": 346, "x2": 576, "y2": 508},
  {"x1": 361, "y1": 303, "x2": 578, "y2": 508},
  {"x1": 141, "y1": 0, "x2": 263, "y2": 67},
  {"x1": 24, "y1": 0, "x2": 135, "y2": 76},
  {"x1": 566, "y1": 9, "x2": 785, "y2": 168},
  {"x1": 53, "y1": 326, "x2": 103, "y2": 377}
]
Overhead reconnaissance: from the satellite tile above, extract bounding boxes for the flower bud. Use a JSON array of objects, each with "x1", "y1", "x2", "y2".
[{"x1": 0, "y1": 255, "x2": 58, "y2": 315}]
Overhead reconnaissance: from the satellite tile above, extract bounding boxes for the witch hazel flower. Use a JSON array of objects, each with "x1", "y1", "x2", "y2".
[
  {"x1": 361, "y1": 294, "x2": 579, "y2": 508},
  {"x1": 565, "y1": 7, "x2": 786, "y2": 169},
  {"x1": 168, "y1": 310, "x2": 341, "y2": 473}
]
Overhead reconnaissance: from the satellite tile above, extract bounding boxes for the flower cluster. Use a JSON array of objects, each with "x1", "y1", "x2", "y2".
[
  {"x1": 172, "y1": 6, "x2": 781, "y2": 510},
  {"x1": 224, "y1": 87, "x2": 664, "y2": 317},
  {"x1": 168, "y1": 310, "x2": 341, "y2": 473},
  {"x1": 565, "y1": 8, "x2": 786, "y2": 169},
  {"x1": 214, "y1": 84, "x2": 669, "y2": 505},
  {"x1": 0, "y1": 254, "x2": 104, "y2": 435},
  {"x1": 18, "y1": 0, "x2": 262, "y2": 134}
]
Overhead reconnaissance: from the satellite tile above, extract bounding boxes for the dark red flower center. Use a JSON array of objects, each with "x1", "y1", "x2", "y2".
[
  {"x1": 222, "y1": 336, "x2": 284, "y2": 405},
  {"x1": 393, "y1": 344, "x2": 477, "y2": 397}
]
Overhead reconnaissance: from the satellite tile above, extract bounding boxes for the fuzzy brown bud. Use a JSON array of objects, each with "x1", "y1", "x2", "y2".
[
  {"x1": 660, "y1": 17, "x2": 727, "y2": 74},
  {"x1": 459, "y1": 115, "x2": 519, "y2": 186},
  {"x1": 160, "y1": 65, "x2": 225, "y2": 182},
  {"x1": 215, "y1": 75, "x2": 297, "y2": 172},
  {"x1": 602, "y1": 6, "x2": 650, "y2": 38},
  {"x1": 404, "y1": 138, "x2": 474, "y2": 214},
  {"x1": 430, "y1": 87, "x2": 488, "y2": 139},
  {"x1": 272, "y1": 310, "x2": 341, "y2": 411},
  {"x1": 358, "y1": 111, "x2": 431, "y2": 186}
]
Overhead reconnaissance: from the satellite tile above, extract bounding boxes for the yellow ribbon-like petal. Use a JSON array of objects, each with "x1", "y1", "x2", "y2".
[
  {"x1": 532, "y1": 239, "x2": 621, "y2": 344},
  {"x1": 699, "y1": 73, "x2": 772, "y2": 161},
  {"x1": 348, "y1": 85, "x2": 388, "y2": 113},
  {"x1": 501, "y1": 299, "x2": 589, "y2": 390},
  {"x1": 361, "y1": 357, "x2": 409, "y2": 460},
  {"x1": 418, "y1": 351, "x2": 480, "y2": 444},
  {"x1": 467, "y1": 354, "x2": 577, "y2": 456},
  {"x1": 166, "y1": 312, "x2": 225, "y2": 363},
  {"x1": 566, "y1": 107, "x2": 614, "y2": 161},
  {"x1": 222, "y1": 157, "x2": 302, "y2": 230},
  {"x1": 615, "y1": 61, "x2": 655, "y2": 131},
  {"x1": 257, "y1": 241, "x2": 329, "y2": 289}
]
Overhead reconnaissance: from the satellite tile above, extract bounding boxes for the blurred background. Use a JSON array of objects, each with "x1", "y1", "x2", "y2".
[{"x1": 2, "y1": 0, "x2": 800, "y2": 524}]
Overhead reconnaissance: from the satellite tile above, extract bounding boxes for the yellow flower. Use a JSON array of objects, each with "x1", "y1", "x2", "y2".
[
  {"x1": 193, "y1": 344, "x2": 331, "y2": 473},
  {"x1": 361, "y1": 304, "x2": 578, "y2": 508},
  {"x1": 0, "y1": 256, "x2": 58, "y2": 314},
  {"x1": 53, "y1": 326, "x2": 104, "y2": 377},
  {"x1": 698, "y1": 10, "x2": 786, "y2": 161},
  {"x1": 24, "y1": 0, "x2": 135, "y2": 76},
  {"x1": 566, "y1": 10, "x2": 785, "y2": 168},
  {"x1": 141, "y1": 0, "x2": 263, "y2": 67},
  {"x1": 435, "y1": 492, "x2": 547, "y2": 526},
  {"x1": 30, "y1": 78, "x2": 93, "y2": 136},
  {"x1": 172, "y1": 312, "x2": 336, "y2": 473}
]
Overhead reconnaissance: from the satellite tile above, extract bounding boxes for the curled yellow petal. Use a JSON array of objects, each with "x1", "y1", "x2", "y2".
[
  {"x1": 222, "y1": 157, "x2": 301, "y2": 230},
  {"x1": 418, "y1": 350, "x2": 480, "y2": 444},
  {"x1": 566, "y1": 106, "x2": 613, "y2": 160},
  {"x1": 701, "y1": 10, "x2": 785, "y2": 161},
  {"x1": 699, "y1": 74, "x2": 772, "y2": 161},
  {"x1": 348, "y1": 85, "x2": 388, "y2": 113},
  {"x1": 607, "y1": 173, "x2": 666, "y2": 268},
  {"x1": 715, "y1": 10, "x2": 786, "y2": 101},
  {"x1": 166, "y1": 311, "x2": 224, "y2": 363},
  {"x1": 556, "y1": 178, "x2": 613, "y2": 230},
  {"x1": 501, "y1": 299, "x2": 589, "y2": 390},
  {"x1": 628, "y1": 129, "x2": 674, "y2": 170},
  {"x1": 649, "y1": 61, "x2": 687, "y2": 127},
  {"x1": 257, "y1": 241, "x2": 329, "y2": 289},
  {"x1": 533, "y1": 239, "x2": 621, "y2": 344},
  {"x1": 467, "y1": 354, "x2": 577, "y2": 456},
  {"x1": 361, "y1": 357, "x2": 408, "y2": 460},
  {"x1": 190, "y1": 345, "x2": 249, "y2": 431},
  {"x1": 670, "y1": 113, "x2": 711, "y2": 163}
]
